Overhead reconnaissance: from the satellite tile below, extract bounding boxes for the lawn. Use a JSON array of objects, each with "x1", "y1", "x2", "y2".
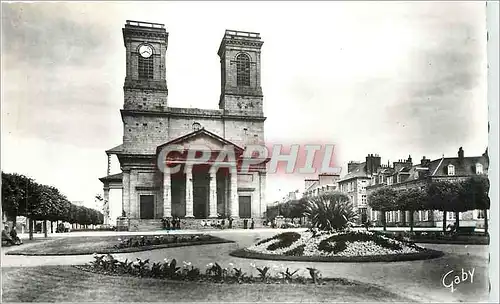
[
  {"x1": 1, "y1": 266, "x2": 414, "y2": 302},
  {"x1": 5, "y1": 234, "x2": 233, "y2": 256}
]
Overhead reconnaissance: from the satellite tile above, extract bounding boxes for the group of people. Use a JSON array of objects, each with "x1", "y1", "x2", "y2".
[
  {"x1": 161, "y1": 217, "x2": 181, "y2": 230},
  {"x1": 2, "y1": 225, "x2": 23, "y2": 246}
]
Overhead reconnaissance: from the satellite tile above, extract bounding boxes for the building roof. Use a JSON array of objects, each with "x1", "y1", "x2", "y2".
[
  {"x1": 339, "y1": 162, "x2": 371, "y2": 182},
  {"x1": 430, "y1": 156, "x2": 488, "y2": 176}
]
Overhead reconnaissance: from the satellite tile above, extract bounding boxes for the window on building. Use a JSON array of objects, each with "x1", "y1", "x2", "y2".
[
  {"x1": 361, "y1": 195, "x2": 367, "y2": 205},
  {"x1": 387, "y1": 176, "x2": 392, "y2": 185},
  {"x1": 447, "y1": 212, "x2": 456, "y2": 221},
  {"x1": 476, "y1": 163, "x2": 483, "y2": 175},
  {"x1": 419, "y1": 210, "x2": 429, "y2": 221},
  {"x1": 138, "y1": 56, "x2": 154, "y2": 80},
  {"x1": 447, "y1": 164, "x2": 455, "y2": 176},
  {"x1": 236, "y1": 53, "x2": 251, "y2": 86},
  {"x1": 371, "y1": 209, "x2": 378, "y2": 221}
]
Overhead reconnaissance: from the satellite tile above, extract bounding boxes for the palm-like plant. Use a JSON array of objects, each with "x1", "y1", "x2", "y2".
[{"x1": 303, "y1": 192, "x2": 358, "y2": 231}]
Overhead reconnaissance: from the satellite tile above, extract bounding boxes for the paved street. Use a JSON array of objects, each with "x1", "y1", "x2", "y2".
[{"x1": 2, "y1": 229, "x2": 490, "y2": 303}]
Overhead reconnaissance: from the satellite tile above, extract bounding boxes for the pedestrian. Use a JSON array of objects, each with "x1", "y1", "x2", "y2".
[
  {"x1": 251, "y1": 218, "x2": 255, "y2": 229},
  {"x1": 161, "y1": 218, "x2": 166, "y2": 230},
  {"x1": 2, "y1": 226, "x2": 16, "y2": 246},
  {"x1": 177, "y1": 217, "x2": 181, "y2": 229},
  {"x1": 201, "y1": 219, "x2": 206, "y2": 227},
  {"x1": 228, "y1": 217, "x2": 233, "y2": 229},
  {"x1": 9, "y1": 227, "x2": 22, "y2": 244},
  {"x1": 166, "y1": 219, "x2": 171, "y2": 230}
]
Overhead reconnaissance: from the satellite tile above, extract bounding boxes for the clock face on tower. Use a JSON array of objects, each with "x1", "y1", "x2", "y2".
[{"x1": 139, "y1": 44, "x2": 153, "y2": 58}]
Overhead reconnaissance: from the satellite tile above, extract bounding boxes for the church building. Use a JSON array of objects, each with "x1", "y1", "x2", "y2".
[{"x1": 99, "y1": 20, "x2": 267, "y2": 231}]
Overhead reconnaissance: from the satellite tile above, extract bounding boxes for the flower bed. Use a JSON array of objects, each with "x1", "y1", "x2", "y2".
[
  {"x1": 231, "y1": 229, "x2": 444, "y2": 262},
  {"x1": 76, "y1": 253, "x2": 355, "y2": 286}
]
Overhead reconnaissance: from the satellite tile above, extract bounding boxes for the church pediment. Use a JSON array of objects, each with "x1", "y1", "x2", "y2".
[{"x1": 156, "y1": 128, "x2": 244, "y2": 154}]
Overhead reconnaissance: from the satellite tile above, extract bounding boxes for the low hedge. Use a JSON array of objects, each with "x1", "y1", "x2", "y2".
[{"x1": 230, "y1": 248, "x2": 445, "y2": 263}]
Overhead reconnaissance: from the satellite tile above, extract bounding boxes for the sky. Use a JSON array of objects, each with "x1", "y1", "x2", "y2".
[{"x1": 1, "y1": 1, "x2": 489, "y2": 214}]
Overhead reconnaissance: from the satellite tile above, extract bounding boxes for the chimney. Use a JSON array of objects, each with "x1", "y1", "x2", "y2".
[
  {"x1": 458, "y1": 147, "x2": 464, "y2": 161},
  {"x1": 407, "y1": 155, "x2": 412, "y2": 164}
]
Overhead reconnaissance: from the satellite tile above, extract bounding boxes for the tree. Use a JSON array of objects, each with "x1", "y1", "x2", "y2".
[
  {"x1": 426, "y1": 180, "x2": 462, "y2": 232},
  {"x1": 460, "y1": 176, "x2": 490, "y2": 233},
  {"x1": 367, "y1": 187, "x2": 398, "y2": 231},
  {"x1": 396, "y1": 188, "x2": 427, "y2": 232},
  {"x1": 303, "y1": 192, "x2": 357, "y2": 231}
]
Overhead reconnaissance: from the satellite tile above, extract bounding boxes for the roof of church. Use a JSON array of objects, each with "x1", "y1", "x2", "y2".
[
  {"x1": 106, "y1": 144, "x2": 124, "y2": 154},
  {"x1": 99, "y1": 172, "x2": 123, "y2": 182}
]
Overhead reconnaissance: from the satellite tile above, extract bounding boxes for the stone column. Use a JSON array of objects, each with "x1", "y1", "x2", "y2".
[
  {"x1": 230, "y1": 167, "x2": 239, "y2": 218},
  {"x1": 259, "y1": 172, "x2": 266, "y2": 218},
  {"x1": 103, "y1": 187, "x2": 110, "y2": 225},
  {"x1": 122, "y1": 171, "x2": 130, "y2": 217},
  {"x1": 163, "y1": 167, "x2": 171, "y2": 218},
  {"x1": 209, "y1": 168, "x2": 218, "y2": 218},
  {"x1": 185, "y1": 164, "x2": 194, "y2": 218}
]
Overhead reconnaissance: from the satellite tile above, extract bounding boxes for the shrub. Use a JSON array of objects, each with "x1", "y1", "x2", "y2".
[
  {"x1": 256, "y1": 266, "x2": 270, "y2": 282},
  {"x1": 280, "y1": 268, "x2": 299, "y2": 283},
  {"x1": 303, "y1": 193, "x2": 358, "y2": 231},
  {"x1": 306, "y1": 267, "x2": 321, "y2": 284},
  {"x1": 266, "y1": 232, "x2": 301, "y2": 251}
]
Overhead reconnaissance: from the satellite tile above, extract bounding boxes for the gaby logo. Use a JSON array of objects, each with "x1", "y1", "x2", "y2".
[
  {"x1": 442, "y1": 268, "x2": 475, "y2": 293},
  {"x1": 157, "y1": 144, "x2": 341, "y2": 175}
]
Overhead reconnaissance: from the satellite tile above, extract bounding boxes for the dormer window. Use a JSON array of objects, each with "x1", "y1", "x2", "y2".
[
  {"x1": 476, "y1": 163, "x2": 483, "y2": 175},
  {"x1": 447, "y1": 164, "x2": 455, "y2": 176}
]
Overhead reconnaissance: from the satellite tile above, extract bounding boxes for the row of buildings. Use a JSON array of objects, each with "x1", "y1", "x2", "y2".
[{"x1": 303, "y1": 147, "x2": 490, "y2": 228}]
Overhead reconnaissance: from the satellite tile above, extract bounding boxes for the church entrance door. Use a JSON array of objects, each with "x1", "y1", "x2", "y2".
[
  {"x1": 140, "y1": 195, "x2": 155, "y2": 219},
  {"x1": 193, "y1": 171, "x2": 209, "y2": 218}
]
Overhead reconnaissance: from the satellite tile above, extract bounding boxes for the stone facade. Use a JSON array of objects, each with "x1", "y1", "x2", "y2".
[
  {"x1": 100, "y1": 21, "x2": 267, "y2": 231},
  {"x1": 365, "y1": 148, "x2": 490, "y2": 228}
]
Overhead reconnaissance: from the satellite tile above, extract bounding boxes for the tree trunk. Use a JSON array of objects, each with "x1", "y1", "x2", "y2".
[
  {"x1": 50, "y1": 221, "x2": 54, "y2": 234},
  {"x1": 484, "y1": 209, "x2": 488, "y2": 235},
  {"x1": 43, "y1": 221, "x2": 48, "y2": 238},
  {"x1": 28, "y1": 218, "x2": 34, "y2": 240},
  {"x1": 381, "y1": 211, "x2": 387, "y2": 231},
  {"x1": 409, "y1": 211, "x2": 414, "y2": 232},
  {"x1": 442, "y1": 211, "x2": 447, "y2": 233},
  {"x1": 455, "y1": 211, "x2": 460, "y2": 230}
]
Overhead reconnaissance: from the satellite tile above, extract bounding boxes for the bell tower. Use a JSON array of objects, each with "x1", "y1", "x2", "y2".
[
  {"x1": 218, "y1": 30, "x2": 264, "y2": 117},
  {"x1": 122, "y1": 20, "x2": 169, "y2": 111}
]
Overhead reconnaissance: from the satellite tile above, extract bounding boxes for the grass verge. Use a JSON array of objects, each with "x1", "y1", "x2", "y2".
[{"x1": 5, "y1": 234, "x2": 233, "y2": 256}]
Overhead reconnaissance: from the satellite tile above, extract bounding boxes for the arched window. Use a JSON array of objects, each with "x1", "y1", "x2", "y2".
[
  {"x1": 138, "y1": 56, "x2": 154, "y2": 80},
  {"x1": 236, "y1": 53, "x2": 250, "y2": 86}
]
